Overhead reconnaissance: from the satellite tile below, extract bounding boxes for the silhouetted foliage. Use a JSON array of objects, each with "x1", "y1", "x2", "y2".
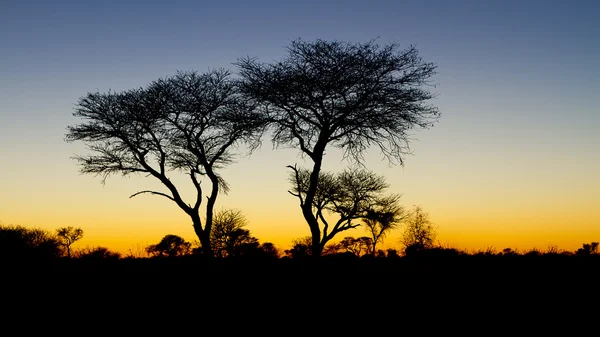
[
  {"x1": 284, "y1": 236, "x2": 313, "y2": 258},
  {"x1": 500, "y1": 248, "x2": 519, "y2": 257},
  {"x1": 288, "y1": 166, "x2": 402, "y2": 255},
  {"x1": 0, "y1": 225, "x2": 63, "y2": 260},
  {"x1": 76, "y1": 246, "x2": 121, "y2": 260},
  {"x1": 321, "y1": 242, "x2": 342, "y2": 255},
  {"x1": 386, "y1": 249, "x2": 399, "y2": 259},
  {"x1": 257, "y1": 242, "x2": 280, "y2": 258},
  {"x1": 56, "y1": 226, "x2": 84, "y2": 258},
  {"x1": 209, "y1": 208, "x2": 258, "y2": 257},
  {"x1": 339, "y1": 236, "x2": 373, "y2": 257},
  {"x1": 66, "y1": 69, "x2": 266, "y2": 256},
  {"x1": 576, "y1": 242, "x2": 599, "y2": 256},
  {"x1": 146, "y1": 234, "x2": 192, "y2": 257},
  {"x1": 237, "y1": 38, "x2": 439, "y2": 256},
  {"x1": 363, "y1": 198, "x2": 405, "y2": 255},
  {"x1": 401, "y1": 206, "x2": 436, "y2": 254}
]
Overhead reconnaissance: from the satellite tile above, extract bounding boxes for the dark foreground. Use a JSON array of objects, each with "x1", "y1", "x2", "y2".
[
  {"x1": 4, "y1": 253, "x2": 599, "y2": 284},
  {"x1": 2, "y1": 254, "x2": 598, "y2": 333}
]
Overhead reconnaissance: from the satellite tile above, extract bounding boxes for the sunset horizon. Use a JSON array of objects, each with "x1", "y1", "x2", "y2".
[{"x1": 1, "y1": 0, "x2": 598, "y2": 260}]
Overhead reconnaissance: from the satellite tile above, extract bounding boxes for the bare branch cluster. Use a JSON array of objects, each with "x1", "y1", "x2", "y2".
[
  {"x1": 288, "y1": 165, "x2": 402, "y2": 249},
  {"x1": 66, "y1": 69, "x2": 266, "y2": 256},
  {"x1": 237, "y1": 38, "x2": 439, "y2": 165}
]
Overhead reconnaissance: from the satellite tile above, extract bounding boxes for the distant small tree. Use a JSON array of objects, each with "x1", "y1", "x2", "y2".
[
  {"x1": 210, "y1": 208, "x2": 258, "y2": 257},
  {"x1": 401, "y1": 206, "x2": 436, "y2": 253},
  {"x1": 257, "y1": 242, "x2": 280, "y2": 258},
  {"x1": 77, "y1": 246, "x2": 121, "y2": 260},
  {"x1": 146, "y1": 234, "x2": 192, "y2": 257},
  {"x1": 375, "y1": 249, "x2": 387, "y2": 258},
  {"x1": 386, "y1": 248, "x2": 399, "y2": 259},
  {"x1": 322, "y1": 242, "x2": 343, "y2": 256},
  {"x1": 576, "y1": 242, "x2": 599, "y2": 256},
  {"x1": 56, "y1": 226, "x2": 84, "y2": 258},
  {"x1": 339, "y1": 236, "x2": 373, "y2": 257},
  {"x1": 285, "y1": 236, "x2": 313, "y2": 258},
  {"x1": 363, "y1": 196, "x2": 405, "y2": 255},
  {"x1": 501, "y1": 248, "x2": 518, "y2": 256}
]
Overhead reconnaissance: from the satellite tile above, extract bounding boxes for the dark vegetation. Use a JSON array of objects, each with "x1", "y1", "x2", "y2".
[
  {"x1": 1, "y1": 222, "x2": 598, "y2": 278},
  {"x1": 4, "y1": 39, "x2": 597, "y2": 288}
]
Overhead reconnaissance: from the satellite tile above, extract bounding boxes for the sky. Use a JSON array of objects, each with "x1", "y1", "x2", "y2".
[{"x1": 1, "y1": 0, "x2": 598, "y2": 255}]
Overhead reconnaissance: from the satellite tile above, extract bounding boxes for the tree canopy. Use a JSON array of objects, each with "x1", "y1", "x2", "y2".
[
  {"x1": 237, "y1": 38, "x2": 439, "y2": 256},
  {"x1": 66, "y1": 69, "x2": 266, "y2": 256}
]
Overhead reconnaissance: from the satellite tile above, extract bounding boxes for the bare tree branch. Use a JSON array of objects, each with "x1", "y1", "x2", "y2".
[{"x1": 129, "y1": 190, "x2": 176, "y2": 202}]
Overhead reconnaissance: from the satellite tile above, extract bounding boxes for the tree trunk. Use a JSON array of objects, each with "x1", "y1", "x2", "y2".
[
  {"x1": 304, "y1": 136, "x2": 329, "y2": 257},
  {"x1": 192, "y1": 214, "x2": 213, "y2": 257}
]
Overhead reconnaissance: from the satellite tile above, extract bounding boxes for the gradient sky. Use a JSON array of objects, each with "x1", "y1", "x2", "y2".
[{"x1": 1, "y1": 0, "x2": 598, "y2": 255}]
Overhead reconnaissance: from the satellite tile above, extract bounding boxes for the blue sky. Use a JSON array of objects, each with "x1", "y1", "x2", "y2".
[{"x1": 1, "y1": 0, "x2": 598, "y2": 252}]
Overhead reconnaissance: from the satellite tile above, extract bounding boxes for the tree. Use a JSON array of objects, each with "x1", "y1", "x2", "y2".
[
  {"x1": 56, "y1": 226, "x2": 84, "y2": 258},
  {"x1": 576, "y1": 242, "x2": 599, "y2": 256},
  {"x1": 76, "y1": 246, "x2": 121, "y2": 260},
  {"x1": 257, "y1": 242, "x2": 280, "y2": 258},
  {"x1": 209, "y1": 208, "x2": 259, "y2": 257},
  {"x1": 146, "y1": 234, "x2": 192, "y2": 257},
  {"x1": 339, "y1": 236, "x2": 373, "y2": 257},
  {"x1": 288, "y1": 166, "x2": 401, "y2": 255},
  {"x1": 66, "y1": 69, "x2": 265, "y2": 257},
  {"x1": 401, "y1": 206, "x2": 436, "y2": 253},
  {"x1": 0, "y1": 224, "x2": 63, "y2": 260},
  {"x1": 363, "y1": 197, "x2": 405, "y2": 255},
  {"x1": 284, "y1": 236, "x2": 313, "y2": 258},
  {"x1": 237, "y1": 38, "x2": 439, "y2": 256}
]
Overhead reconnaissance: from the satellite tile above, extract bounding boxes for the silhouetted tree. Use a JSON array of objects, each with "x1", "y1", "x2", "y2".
[
  {"x1": 375, "y1": 249, "x2": 387, "y2": 258},
  {"x1": 0, "y1": 225, "x2": 63, "y2": 260},
  {"x1": 285, "y1": 236, "x2": 313, "y2": 258},
  {"x1": 576, "y1": 242, "x2": 599, "y2": 256},
  {"x1": 77, "y1": 246, "x2": 121, "y2": 260},
  {"x1": 257, "y1": 242, "x2": 280, "y2": 258},
  {"x1": 386, "y1": 249, "x2": 399, "y2": 259},
  {"x1": 209, "y1": 208, "x2": 259, "y2": 257},
  {"x1": 237, "y1": 38, "x2": 439, "y2": 256},
  {"x1": 363, "y1": 197, "x2": 405, "y2": 255},
  {"x1": 339, "y1": 236, "x2": 373, "y2": 257},
  {"x1": 289, "y1": 167, "x2": 400, "y2": 255},
  {"x1": 401, "y1": 206, "x2": 436, "y2": 253},
  {"x1": 56, "y1": 226, "x2": 84, "y2": 258},
  {"x1": 501, "y1": 248, "x2": 518, "y2": 256},
  {"x1": 146, "y1": 234, "x2": 192, "y2": 257},
  {"x1": 66, "y1": 70, "x2": 265, "y2": 257},
  {"x1": 322, "y1": 242, "x2": 343, "y2": 255}
]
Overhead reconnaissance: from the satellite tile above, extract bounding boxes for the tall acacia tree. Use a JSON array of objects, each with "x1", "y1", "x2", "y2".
[
  {"x1": 363, "y1": 199, "x2": 405, "y2": 255},
  {"x1": 237, "y1": 38, "x2": 439, "y2": 256},
  {"x1": 56, "y1": 226, "x2": 84, "y2": 258},
  {"x1": 66, "y1": 69, "x2": 265, "y2": 256}
]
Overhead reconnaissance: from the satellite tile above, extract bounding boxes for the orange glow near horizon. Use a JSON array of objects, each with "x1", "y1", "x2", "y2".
[{"x1": 2, "y1": 139, "x2": 599, "y2": 256}]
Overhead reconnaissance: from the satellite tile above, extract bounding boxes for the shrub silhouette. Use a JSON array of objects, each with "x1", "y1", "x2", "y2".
[
  {"x1": 0, "y1": 225, "x2": 62, "y2": 261},
  {"x1": 576, "y1": 242, "x2": 599, "y2": 256},
  {"x1": 146, "y1": 234, "x2": 192, "y2": 257},
  {"x1": 76, "y1": 246, "x2": 121, "y2": 260}
]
